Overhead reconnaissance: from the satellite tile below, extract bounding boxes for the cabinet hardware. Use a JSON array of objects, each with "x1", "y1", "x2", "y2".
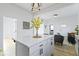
[
  {"x1": 51, "y1": 42, "x2": 53, "y2": 45},
  {"x1": 40, "y1": 48, "x2": 43, "y2": 55},
  {"x1": 40, "y1": 44, "x2": 43, "y2": 47}
]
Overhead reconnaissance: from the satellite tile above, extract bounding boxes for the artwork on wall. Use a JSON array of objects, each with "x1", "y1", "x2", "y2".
[{"x1": 23, "y1": 21, "x2": 30, "y2": 29}]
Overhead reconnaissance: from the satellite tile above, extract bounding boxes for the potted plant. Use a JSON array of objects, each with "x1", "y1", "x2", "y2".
[
  {"x1": 75, "y1": 25, "x2": 79, "y2": 35},
  {"x1": 31, "y1": 17, "x2": 42, "y2": 38}
]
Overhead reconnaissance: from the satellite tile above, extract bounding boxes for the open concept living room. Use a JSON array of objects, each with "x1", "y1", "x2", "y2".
[{"x1": 0, "y1": 3, "x2": 79, "y2": 56}]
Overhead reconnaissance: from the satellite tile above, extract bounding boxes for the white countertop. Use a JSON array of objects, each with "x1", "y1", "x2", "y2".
[{"x1": 15, "y1": 35, "x2": 53, "y2": 47}]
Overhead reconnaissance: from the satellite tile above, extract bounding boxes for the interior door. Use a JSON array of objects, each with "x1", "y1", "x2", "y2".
[{"x1": 3, "y1": 17, "x2": 17, "y2": 56}]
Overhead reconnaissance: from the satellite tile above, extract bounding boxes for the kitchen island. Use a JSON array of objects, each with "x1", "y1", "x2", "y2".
[{"x1": 15, "y1": 35, "x2": 54, "y2": 56}]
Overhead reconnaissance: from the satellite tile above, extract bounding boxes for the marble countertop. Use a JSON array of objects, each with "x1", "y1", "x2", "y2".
[{"x1": 15, "y1": 35, "x2": 53, "y2": 47}]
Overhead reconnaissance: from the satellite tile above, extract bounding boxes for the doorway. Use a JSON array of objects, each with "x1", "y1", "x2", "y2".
[{"x1": 3, "y1": 16, "x2": 17, "y2": 56}]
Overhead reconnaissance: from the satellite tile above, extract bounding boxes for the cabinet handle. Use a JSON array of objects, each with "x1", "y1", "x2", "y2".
[
  {"x1": 40, "y1": 48, "x2": 43, "y2": 55},
  {"x1": 51, "y1": 38, "x2": 53, "y2": 40},
  {"x1": 51, "y1": 42, "x2": 53, "y2": 45},
  {"x1": 40, "y1": 44, "x2": 43, "y2": 47}
]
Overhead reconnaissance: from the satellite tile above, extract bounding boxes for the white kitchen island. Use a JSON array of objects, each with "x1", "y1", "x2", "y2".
[{"x1": 15, "y1": 35, "x2": 54, "y2": 56}]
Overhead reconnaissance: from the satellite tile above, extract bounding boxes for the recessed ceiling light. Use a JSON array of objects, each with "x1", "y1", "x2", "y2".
[
  {"x1": 61, "y1": 24, "x2": 67, "y2": 27},
  {"x1": 53, "y1": 14, "x2": 58, "y2": 17}
]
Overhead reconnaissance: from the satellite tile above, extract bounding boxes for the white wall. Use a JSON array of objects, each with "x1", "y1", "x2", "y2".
[
  {"x1": 0, "y1": 17, "x2": 3, "y2": 48},
  {"x1": 0, "y1": 4, "x2": 33, "y2": 48},
  {"x1": 38, "y1": 4, "x2": 79, "y2": 36},
  {"x1": 78, "y1": 4, "x2": 79, "y2": 25},
  {"x1": 43, "y1": 15, "x2": 78, "y2": 36},
  {"x1": 51, "y1": 15, "x2": 78, "y2": 36}
]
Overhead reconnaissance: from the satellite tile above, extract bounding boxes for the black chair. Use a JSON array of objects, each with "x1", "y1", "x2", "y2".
[
  {"x1": 54, "y1": 35, "x2": 64, "y2": 46},
  {"x1": 68, "y1": 33, "x2": 76, "y2": 45}
]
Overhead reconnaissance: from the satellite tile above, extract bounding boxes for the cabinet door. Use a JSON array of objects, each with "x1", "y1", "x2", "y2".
[
  {"x1": 30, "y1": 38, "x2": 53, "y2": 56},
  {"x1": 3, "y1": 17, "x2": 17, "y2": 56},
  {"x1": 75, "y1": 39, "x2": 79, "y2": 56},
  {"x1": 39, "y1": 41, "x2": 47, "y2": 56},
  {"x1": 30, "y1": 49, "x2": 40, "y2": 56},
  {"x1": 78, "y1": 40, "x2": 79, "y2": 56},
  {"x1": 16, "y1": 41, "x2": 29, "y2": 56},
  {"x1": 30, "y1": 41, "x2": 47, "y2": 56},
  {"x1": 47, "y1": 39, "x2": 51, "y2": 56},
  {"x1": 50, "y1": 37, "x2": 54, "y2": 55},
  {"x1": 30, "y1": 43, "x2": 40, "y2": 56}
]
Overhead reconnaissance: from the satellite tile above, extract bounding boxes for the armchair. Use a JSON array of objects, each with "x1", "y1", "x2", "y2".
[{"x1": 54, "y1": 35, "x2": 64, "y2": 46}]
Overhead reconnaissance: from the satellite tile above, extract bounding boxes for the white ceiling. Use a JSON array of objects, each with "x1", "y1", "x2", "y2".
[
  {"x1": 15, "y1": 3, "x2": 79, "y2": 20},
  {"x1": 15, "y1": 3, "x2": 55, "y2": 12},
  {"x1": 15, "y1": 3, "x2": 74, "y2": 13},
  {"x1": 37, "y1": 3, "x2": 78, "y2": 19}
]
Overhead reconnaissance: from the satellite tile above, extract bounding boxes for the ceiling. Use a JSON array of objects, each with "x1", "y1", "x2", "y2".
[
  {"x1": 15, "y1": 3, "x2": 74, "y2": 13},
  {"x1": 15, "y1": 3, "x2": 78, "y2": 20},
  {"x1": 37, "y1": 3, "x2": 78, "y2": 19},
  {"x1": 15, "y1": 3, "x2": 55, "y2": 12}
]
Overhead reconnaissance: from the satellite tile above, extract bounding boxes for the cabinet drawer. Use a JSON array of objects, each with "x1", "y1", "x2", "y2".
[
  {"x1": 30, "y1": 46, "x2": 45, "y2": 56},
  {"x1": 30, "y1": 49, "x2": 40, "y2": 56},
  {"x1": 30, "y1": 40, "x2": 47, "y2": 56},
  {"x1": 30, "y1": 43, "x2": 40, "y2": 55}
]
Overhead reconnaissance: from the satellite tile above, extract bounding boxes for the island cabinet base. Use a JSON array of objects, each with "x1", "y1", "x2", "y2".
[
  {"x1": 16, "y1": 41, "x2": 29, "y2": 56},
  {"x1": 16, "y1": 37, "x2": 54, "y2": 56}
]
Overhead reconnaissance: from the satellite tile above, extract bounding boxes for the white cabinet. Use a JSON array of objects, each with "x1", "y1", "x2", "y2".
[
  {"x1": 31, "y1": 37, "x2": 54, "y2": 56},
  {"x1": 30, "y1": 43, "x2": 40, "y2": 56},
  {"x1": 75, "y1": 40, "x2": 79, "y2": 56},
  {"x1": 16, "y1": 37, "x2": 54, "y2": 56},
  {"x1": 30, "y1": 40, "x2": 49, "y2": 56},
  {"x1": 44, "y1": 38, "x2": 51, "y2": 56},
  {"x1": 78, "y1": 40, "x2": 79, "y2": 56},
  {"x1": 75, "y1": 36, "x2": 79, "y2": 56}
]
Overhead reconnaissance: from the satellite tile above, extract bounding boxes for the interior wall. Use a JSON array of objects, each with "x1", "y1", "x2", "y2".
[
  {"x1": 78, "y1": 4, "x2": 79, "y2": 25},
  {"x1": 42, "y1": 4, "x2": 79, "y2": 36},
  {"x1": 44, "y1": 15, "x2": 78, "y2": 36},
  {"x1": 0, "y1": 4, "x2": 33, "y2": 48},
  {"x1": 0, "y1": 17, "x2": 3, "y2": 48}
]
